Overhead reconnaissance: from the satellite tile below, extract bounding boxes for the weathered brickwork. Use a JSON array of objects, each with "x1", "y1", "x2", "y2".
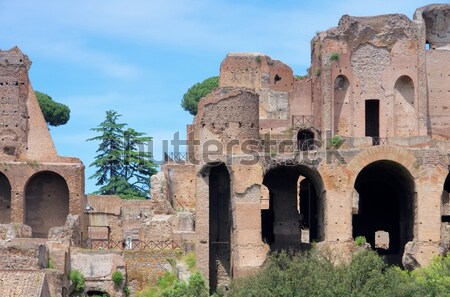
[
  {"x1": 162, "y1": 4, "x2": 450, "y2": 291},
  {"x1": 124, "y1": 250, "x2": 180, "y2": 292}
]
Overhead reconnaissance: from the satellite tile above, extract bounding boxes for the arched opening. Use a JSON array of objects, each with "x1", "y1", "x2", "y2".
[
  {"x1": 0, "y1": 173, "x2": 12, "y2": 224},
  {"x1": 86, "y1": 290, "x2": 110, "y2": 297},
  {"x1": 352, "y1": 160, "x2": 415, "y2": 265},
  {"x1": 297, "y1": 129, "x2": 314, "y2": 151},
  {"x1": 25, "y1": 171, "x2": 69, "y2": 238},
  {"x1": 262, "y1": 165, "x2": 324, "y2": 250},
  {"x1": 334, "y1": 75, "x2": 351, "y2": 137},
  {"x1": 394, "y1": 76, "x2": 416, "y2": 136},
  {"x1": 208, "y1": 163, "x2": 231, "y2": 292}
]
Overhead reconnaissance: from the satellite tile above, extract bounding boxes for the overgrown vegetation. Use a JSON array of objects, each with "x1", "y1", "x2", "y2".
[
  {"x1": 330, "y1": 135, "x2": 343, "y2": 149},
  {"x1": 228, "y1": 250, "x2": 450, "y2": 297},
  {"x1": 181, "y1": 76, "x2": 219, "y2": 115},
  {"x1": 330, "y1": 52, "x2": 340, "y2": 61},
  {"x1": 182, "y1": 251, "x2": 196, "y2": 270},
  {"x1": 354, "y1": 235, "x2": 367, "y2": 246},
  {"x1": 69, "y1": 270, "x2": 85, "y2": 295},
  {"x1": 112, "y1": 271, "x2": 124, "y2": 286},
  {"x1": 134, "y1": 250, "x2": 450, "y2": 297},
  {"x1": 35, "y1": 91, "x2": 70, "y2": 126},
  {"x1": 137, "y1": 271, "x2": 208, "y2": 297}
]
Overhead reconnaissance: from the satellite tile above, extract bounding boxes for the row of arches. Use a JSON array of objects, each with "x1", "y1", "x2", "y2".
[
  {"x1": 0, "y1": 171, "x2": 69, "y2": 238},
  {"x1": 207, "y1": 160, "x2": 450, "y2": 291},
  {"x1": 333, "y1": 74, "x2": 416, "y2": 138}
]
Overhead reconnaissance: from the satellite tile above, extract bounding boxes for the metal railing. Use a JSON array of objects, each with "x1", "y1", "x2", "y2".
[
  {"x1": 84, "y1": 239, "x2": 181, "y2": 250},
  {"x1": 372, "y1": 137, "x2": 388, "y2": 146},
  {"x1": 292, "y1": 115, "x2": 314, "y2": 126},
  {"x1": 164, "y1": 152, "x2": 196, "y2": 162}
]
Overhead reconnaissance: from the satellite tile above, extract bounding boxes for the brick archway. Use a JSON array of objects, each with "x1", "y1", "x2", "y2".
[
  {"x1": 24, "y1": 171, "x2": 69, "y2": 238},
  {"x1": 345, "y1": 146, "x2": 419, "y2": 189},
  {"x1": 0, "y1": 172, "x2": 12, "y2": 224}
]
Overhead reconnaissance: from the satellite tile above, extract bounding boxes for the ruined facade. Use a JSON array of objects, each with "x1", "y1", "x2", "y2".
[
  {"x1": 163, "y1": 4, "x2": 450, "y2": 290},
  {"x1": 0, "y1": 3, "x2": 450, "y2": 296},
  {"x1": 0, "y1": 47, "x2": 85, "y2": 236}
]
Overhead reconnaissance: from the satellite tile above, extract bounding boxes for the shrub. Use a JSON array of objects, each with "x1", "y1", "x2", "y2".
[
  {"x1": 112, "y1": 271, "x2": 124, "y2": 286},
  {"x1": 330, "y1": 135, "x2": 343, "y2": 149},
  {"x1": 228, "y1": 249, "x2": 411, "y2": 297},
  {"x1": 255, "y1": 56, "x2": 261, "y2": 63},
  {"x1": 354, "y1": 235, "x2": 367, "y2": 246},
  {"x1": 315, "y1": 68, "x2": 322, "y2": 77},
  {"x1": 123, "y1": 285, "x2": 131, "y2": 297},
  {"x1": 330, "y1": 52, "x2": 340, "y2": 61},
  {"x1": 182, "y1": 251, "x2": 196, "y2": 270},
  {"x1": 411, "y1": 254, "x2": 450, "y2": 297},
  {"x1": 137, "y1": 271, "x2": 208, "y2": 297},
  {"x1": 69, "y1": 270, "x2": 85, "y2": 293}
]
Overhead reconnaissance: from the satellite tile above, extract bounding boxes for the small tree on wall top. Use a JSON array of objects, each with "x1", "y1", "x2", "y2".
[
  {"x1": 35, "y1": 91, "x2": 70, "y2": 126},
  {"x1": 181, "y1": 76, "x2": 219, "y2": 115},
  {"x1": 87, "y1": 110, "x2": 157, "y2": 198}
]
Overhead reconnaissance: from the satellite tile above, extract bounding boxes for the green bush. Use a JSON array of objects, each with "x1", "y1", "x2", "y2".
[
  {"x1": 354, "y1": 235, "x2": 367, "y2": 246},
  {"x1": 228, "y1": 249, "x2": 412, "y2": 297},
  {"x1": 330, "y1": 52, "x2": 340, "y2": 61},
  {"x1": 411, "y1": 254, "x2": 450, "y2": 297},
  {"x1": 69, "y1": 270, "x2": 85, "y2": 293},
  {"x1": 182, "y1": 251, "x2": 196, "y2": 270},
  {"x1": 112, "y1": 271, "x2": 124, "y2": 286},
  {"x1": 137, "y1": 271, "x2": 208, "y2": 297}
]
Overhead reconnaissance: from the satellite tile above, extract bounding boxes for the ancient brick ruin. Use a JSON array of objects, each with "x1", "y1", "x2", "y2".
[
  {"x1": 0, "y1": 3, "x2": 449, "y2": 296},
  {"x1": 164, "y1": 3, "x2": 450, "y2": 290}
]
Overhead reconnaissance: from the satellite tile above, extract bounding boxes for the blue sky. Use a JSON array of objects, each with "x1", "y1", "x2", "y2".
[{"x1": 0, "y1": 0, "x2": 435, "y2": 193}]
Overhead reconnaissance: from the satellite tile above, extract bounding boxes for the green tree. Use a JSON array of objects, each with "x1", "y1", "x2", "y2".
[
  {"x1": 181, "y1": 76, "x2": 219, "y2": 115},
  {"x1": 87, "y1": 110, "x2": 157, "y2": 198},
  {"x1": 412, "y1": 254, "x2": 450, "y2": 297},
  {"x1": 35, "y1": 91, "x2": 70, "y2": 126}
]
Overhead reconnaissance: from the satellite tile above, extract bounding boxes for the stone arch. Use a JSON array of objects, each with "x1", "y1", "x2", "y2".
[
  {"x1": 0, "y1": 172, "x2": 12, "y2": 224},
  {"x1": 352, "y1": 160, "x2": 415, "y2": 266},
  {"x1": 333, "y1": 75, "x2": 352, "y2": 137},
  {"x1": 346, "y1": 146, "x2": 419, "y2": 189},
  {"x1": 24, "y1": 171, "x2": 69, "y2": 238},
  {"x1": 394, "y1": 75, "x2": 416, "y2": 136},
  {"x1": 262, "y1": 164, "x2": 325, "y2": 248}
]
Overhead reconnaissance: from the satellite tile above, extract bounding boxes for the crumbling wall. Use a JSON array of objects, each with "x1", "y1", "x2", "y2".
[
  {"x1": 124, "y1": 250, "x2": 180, "y2": 293},
  {"x1": 219, "y1": 53, "x2": 294, "y2": 134},
  {"x1": 163, "y1": 164, "x2": 196, "y2": 211},
  {"x1": 416, "y1": 4, "x2": 450, "y2": 50},
  {"x1": 70, "y1": 248, "x2": 126, "y2": 297},
  {"x1": 312, "y1": 14, "x2": 426, "y2": 140},
  {"x1": 0, "y1": 47, "x2": 30, "y2": 160}
]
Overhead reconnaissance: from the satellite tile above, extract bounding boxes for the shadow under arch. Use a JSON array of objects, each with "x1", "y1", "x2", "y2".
[
  {"x1": 352, "y1": 160, "x2": 415, "y2": 266},
  {"x1": 334, "y1": 74, "x2": 351, "y2": 137},
  {"x1": 394, "y1": 75, "x2": 416, "y2": 136},
  {"x1": 262, "y1": 164, "x2": 325, "y2": 250},
  {"x1": 25, "y1": 171, "x2": 69, "y2": 238},
  {"x1": 0, "y1": 172, "x2": 12, "y2": 224},
  {"x1": 200, "y1": 162, "x2": 232, "y2": 293}
]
